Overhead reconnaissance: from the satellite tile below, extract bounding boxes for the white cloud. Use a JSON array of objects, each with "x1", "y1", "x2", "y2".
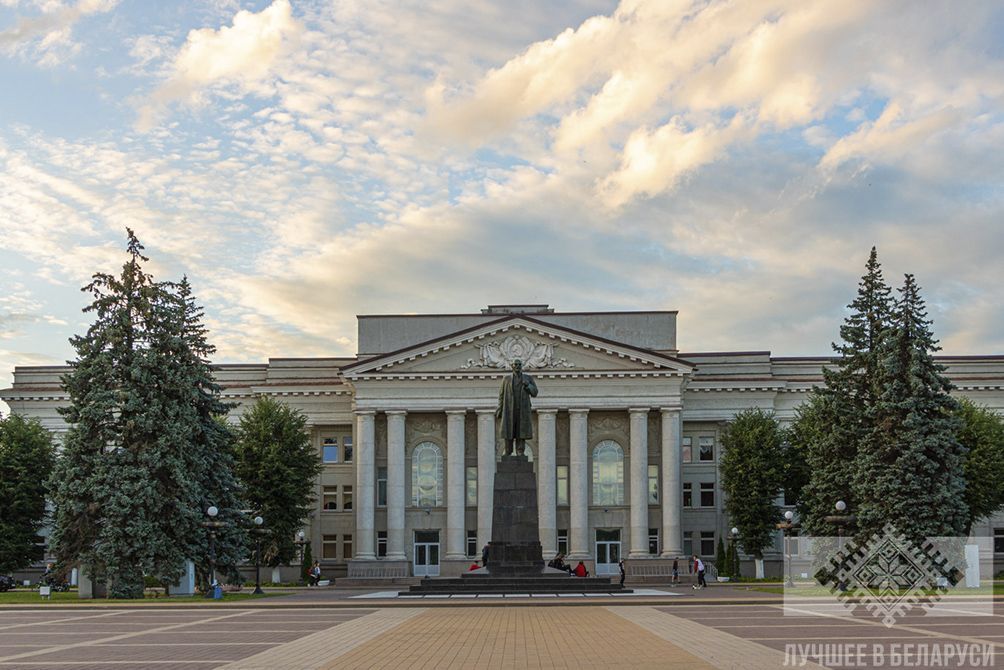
[
  {"x1": 136, "y1": 0, "x2": 301, "y2": 131},
  {"x1": 0, "y1": 0, "x2": 118, "y2": 66}
]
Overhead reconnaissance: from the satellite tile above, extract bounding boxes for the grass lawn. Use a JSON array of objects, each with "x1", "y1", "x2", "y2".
[{"x1": 0, "y1": 589, "x2": 288, "y2": 604}]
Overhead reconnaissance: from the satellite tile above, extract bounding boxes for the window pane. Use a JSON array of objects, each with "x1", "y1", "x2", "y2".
[
  {"x1": 648, "y1": 464, "x2": 658, "y2": 504},
  {"x1": 377, "y1": 467, "x2": 387, "y2": 507},
  {"x1": 377, "y1": 531, "x2": 387, "y2": 558},
  {"x1": 467, "y1": 530, "x2": 477, "y2": 557},
  {"x1": 343, "y1": 485, "x2": 353, "y2": 511},
  {"x1": 322, "y1": 438, "x2": 338, "y2": 463},
  {"x1": 557, "y1": 530, "x2": 568, "y2": 556},
  {"x1": 683, "y1": 482, "x2": 692, "y2": 508},
  {"x1": 683, "y1": 532, "x2": 693, "y2": 558},
  {"x1": 700, "y1": 482, "x2": 714, "y2": 507},
  {"x1": 592, "y1": 440, "x2": 624, "y2": 506},
  {"x1": 700, "y1": 531, "x2": 715, "y2": 556},
  {"x1": 682, "y1": 437, "x2": 692, "y2": 463},
  {"x1": 556, "y1": 465, "x2": 568, "y2": 505},
  {"x1": 995, "y1": 529, "x2": 1004, "y2": 554},
  {"x1": 698, "y1": 437, "x2": 714, "y2": 462},
  {"x1": 343, "y1": 444, "x2": 353, "y2": 462},
  {"x1": 322, "y1": 486, "x2": 338, "y2": 511},
  {"x1": 322, "y1": 535, "x2": 338, "y2": 559},
  {"x1": 342, "y1": 535, "x2": 352, "y2": 561},
  {"x1": 648, "y1": 528, "x2": 659, "y2": 555},
  {"x1": 412, "y1": 443, "x2": 443, "y2": 507},
  {"x1": 596, "y1": 528, "x2": 620, "y2": 542},
  {"x1": 466, "y1": 466, "x2": 478, "y2": 507}
]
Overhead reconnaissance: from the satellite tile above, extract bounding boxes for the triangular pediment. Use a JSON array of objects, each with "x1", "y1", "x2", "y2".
[{"x1": 341, "y1": 316, "x2": 693, "y2": 378}]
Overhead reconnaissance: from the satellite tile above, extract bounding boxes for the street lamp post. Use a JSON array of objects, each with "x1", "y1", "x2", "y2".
[
  {"x1": 252, "y1": 516, "x2": 264, "y2": 595},
  {"x1": 824, "y1": 500, "x2": 856, "y2": 592},
  {"x1": 202, "y1": 506, "x2": 224, "y2": 598},
  {"x1": 776, "y1": 510, "x2": 799, "y2": 587}
]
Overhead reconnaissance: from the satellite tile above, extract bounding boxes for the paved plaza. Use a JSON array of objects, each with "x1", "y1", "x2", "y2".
[{"x1": 0, "y1": 600, "x2": 1002, "y2": 669}]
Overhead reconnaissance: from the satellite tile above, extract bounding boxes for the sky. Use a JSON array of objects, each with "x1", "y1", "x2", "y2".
[{"x1": 2, "y1": 0, "x2": 1003, "y2": 407}]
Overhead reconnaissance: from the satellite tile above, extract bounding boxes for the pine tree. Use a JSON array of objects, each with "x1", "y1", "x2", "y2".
[
  {"x1": 800, "y1": 248, "x2": 893, "y2": 536},
  {"x1": 235, "y1": 396, "x2": 322, "y2": 567},
  {"x1": 728, "y1": 539, "x2": 741, "y2": 578},
  {"x1": 0, "y1": 414, "x2": 55, "y2": 574},
  {"x1": 48, "y1": 231, "x2": 246, "y2": 597},
  {"x1": 720, "y1": 408, "x2": 785, "y2": 558},
  {"x1": 956, "y1": 398, "x2": 1004, "y2": 534},
  {"x1": 854, "y1": 274, "x2": 968, "y2": 541},
  {"x1": 715, "y1": 537, "x2": 726, "y2": 577}
]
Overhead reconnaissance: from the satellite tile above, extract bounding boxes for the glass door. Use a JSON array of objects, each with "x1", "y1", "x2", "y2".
[
  {"x1": 595, "y1": 529, "x2": 621, "y2": 575},
  {"x1": 413, "y1": 530, "x2": 440, "y2": 577}
]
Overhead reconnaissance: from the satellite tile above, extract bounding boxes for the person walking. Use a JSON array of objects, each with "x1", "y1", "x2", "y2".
[
  {"x1": 618, "y1": 559, "x2": 625, "y2": 586},
  {"x1": 308, "y1": 561, "x2": 321, "y2": 586},
  {"x1": 671, "y1": 557, "x2": 680, "y2": 586},
  {"x1": 693, "y1": 555, "x2": 707, "y2": 589}
]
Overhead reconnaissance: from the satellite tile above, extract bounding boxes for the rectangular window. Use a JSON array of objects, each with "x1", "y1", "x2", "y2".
[
  {"x1": 377, "y1": 531, "x2": 387, "y2": 558},
  {"x1": 322, "y1": 437, "x2": 338, "y2": 463},
  {"x1": 682, "y1": 531, "x2": 693, "y2": 559},
  {"x1": 342, "y1": 534, "x2": 353, "y2": 561},
  {"x1": 648, "y1": 528, "x2": 659, "y2": 555},
  {"x1": 556, "y1": 466, "x2": 569, "y2": 505},
  {"x1": 698, "y1": 436, "x2": 714, "y2": 462},
  {"x1": 995, "y1": 529, "x2": 1004, "y2": 554},
  {"x1": 700, "y1": 531, "x2": 715, "y2": 556},
  {"x1": 683, "y1": 482, "x2": 692, "y2": 508},
  {"x1": 322, "y1": 485, "x2": 338, "y2": 511},
  {"x1": 466, "y1": 466, "x2": 478, "y2": 507},
  {"x1": 377, "y1": 467, "x2": 387, "y2": 507},
  {"x1": 343, "y1": 436, "x2": 354, "y2": 463},
  {"x1": 648, "y1": 465, "x2": 659, "y2": 504},
  {"x1": 322, "y1": 534, "x2": 338, "y2": 560},
  {"x1": 682, "y1": 436, "x2": 692, "y2": 463},
  {"x1": 557, "y1": 530, "x2": 568, "y2": 556},
  {"x1": 467, "y1": 530, "x2": 478, "y2": 558},
  {"x1": 342, "y1": 485, "x2": 353, "y2": 511},
  {"x1": 699, "y1": 482, "x2": 715, "y2": 508}
]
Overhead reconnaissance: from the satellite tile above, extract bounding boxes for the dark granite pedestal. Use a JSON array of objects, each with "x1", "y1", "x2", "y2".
[
  {"x1": 485, "y1": 455, "x2": 544, "y2": 575},
  {"x1": 401, "y1": 455, "x2": 630, "y2": 595}
]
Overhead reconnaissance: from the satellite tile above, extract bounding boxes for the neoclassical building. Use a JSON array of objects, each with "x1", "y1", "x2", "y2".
[{"x1": 4, "y1": 305, "x2": 1004, "y2": 579}]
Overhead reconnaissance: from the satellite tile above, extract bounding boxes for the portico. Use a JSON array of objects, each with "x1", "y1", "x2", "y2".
[{"x1": 340, "y1": 314, "x2": 692, "y2": 577}]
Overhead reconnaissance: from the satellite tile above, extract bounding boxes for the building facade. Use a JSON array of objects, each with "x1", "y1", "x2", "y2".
[{"x1": 4, "y1": 305, "x2": 1004, "y2": 580}]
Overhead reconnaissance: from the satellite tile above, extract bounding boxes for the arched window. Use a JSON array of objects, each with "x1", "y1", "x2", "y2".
[
  {"x1": 592, "y1": 440, "x2": 624, "y2": 506},
  {"x1": 412, "y1": 442, "x2": 443, "y2": 507}
]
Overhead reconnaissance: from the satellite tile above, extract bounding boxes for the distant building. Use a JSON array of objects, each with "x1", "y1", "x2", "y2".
[{"x1": 4, "y1": 305, "x2": 1003, "y2": 579}]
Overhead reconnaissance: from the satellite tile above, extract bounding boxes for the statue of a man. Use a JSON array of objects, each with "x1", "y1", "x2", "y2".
[{"x1": 496, "y1": 358, "x2": 538, "y2": 456}]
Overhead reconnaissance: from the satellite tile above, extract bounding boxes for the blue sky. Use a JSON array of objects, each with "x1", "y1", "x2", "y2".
[{"x1": 2, "y1": 0, "x2": 1003, "y2": 407}]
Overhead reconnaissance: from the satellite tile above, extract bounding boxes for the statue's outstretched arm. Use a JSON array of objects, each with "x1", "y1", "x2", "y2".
[{"x1": 526, "y1": 376, "x2": 538, "y2": 397}]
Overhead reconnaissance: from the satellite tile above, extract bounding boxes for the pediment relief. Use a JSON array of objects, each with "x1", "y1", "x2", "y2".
[{"x1": 342, "y1": 319, "x2": 693, "y2": 377}]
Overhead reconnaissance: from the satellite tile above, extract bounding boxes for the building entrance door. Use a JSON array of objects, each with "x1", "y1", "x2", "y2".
[
  {"x1": 595, "y1": 529, "x2": 621, "y2": 575},
  {"x1": 413, "y1": 530, "x2": 440, "y2": 577}
]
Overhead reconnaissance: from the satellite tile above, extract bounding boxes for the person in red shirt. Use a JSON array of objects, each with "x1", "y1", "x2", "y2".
[{"x1": 573, "y1": 561, "x2": 589, "y2": 577}]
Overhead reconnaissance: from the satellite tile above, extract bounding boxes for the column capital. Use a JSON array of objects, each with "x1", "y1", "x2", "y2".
[
  {"x1": 568, "y1": 408, "x2": 590, "y2": 416},
  {"x1": 354, "y1": 409, "x2": 377, "y2": 417},
  {"x1": 659, "y1": 406, "x2": 683, "y2": 415},
  {"x1": 628, "y1": 407, "x2": 651, "y2": 415},
  {"x1": 475, "y1": 408, "x2": 496, "y2": 416},
  {"x1": 385, "y1": 409, "x2": 408, "y2": 416},
  {"x1": 536, "y1": 408, "x2": 559, "y2": 415},
  {"x1": 445, "y1": 409, "x2": 468, "y2": 417}
]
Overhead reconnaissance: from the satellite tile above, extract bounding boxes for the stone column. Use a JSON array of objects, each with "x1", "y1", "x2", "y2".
[
  {"x1": 536, "y1": 409, "x2": 558, "y2": 555},
  {"x1": 660, "y1": 407, "x2": 684, "y2": 556},
  {"x1": 629, "y1": 408, "x2": 650, "y2": 557},
  {"x1": 446, "y1": 410, "x2": 467, "y2": 560},
  {"x1": 476, "y1": 409, "x2": 496, "y2": 551},
  {"x1": 568, "y1": 408, "x2": 589, "y2": 558},
  {"x1": 385, "y1": 410, "x2": 407, "y2": 560},
  {"x1": 354, "y1": 410, "x2": 376, "y2": 560}
]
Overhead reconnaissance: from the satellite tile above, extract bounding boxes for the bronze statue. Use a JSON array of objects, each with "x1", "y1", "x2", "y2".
[{"x1": 496, "y1": 358, "x2": 538, "y2": 456}]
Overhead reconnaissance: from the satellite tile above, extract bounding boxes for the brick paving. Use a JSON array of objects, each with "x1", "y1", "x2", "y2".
[{"x1": 2, "y1": 600, "x2": 1002, "y2": 669}]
